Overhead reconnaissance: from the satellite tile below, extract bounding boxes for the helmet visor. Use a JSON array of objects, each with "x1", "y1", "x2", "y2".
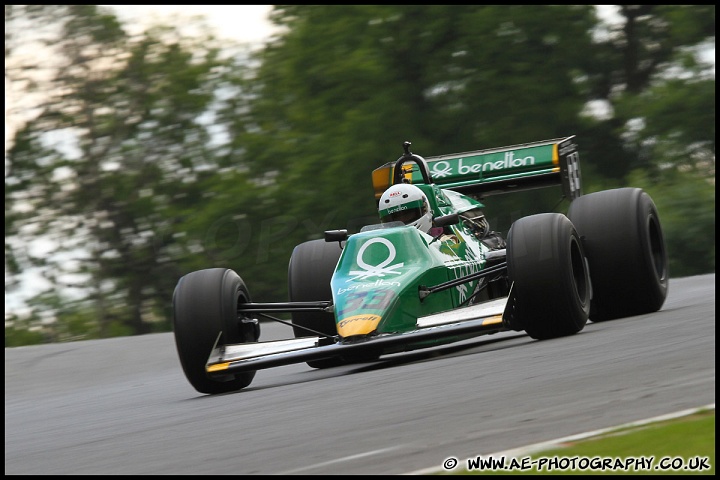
[{"x1": 379, "y1": 199, "x2": 425, "y2": 225}]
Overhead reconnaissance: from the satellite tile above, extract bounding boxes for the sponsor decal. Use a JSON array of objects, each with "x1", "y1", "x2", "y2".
[
  {"x1": 337, "y1": 279, "x2": 400, "y2": 295},
  {"x1": 463, "y1": 278, "x2": 486, "y2": 306},
  {"x1": 451, "y1": 258, "x2": 483, "y2": 278},
  {"x1": 337, "y1": 313, "x2": 382, "y2": 337},
  {"x1": 448, "y1": 247, "x2": 483, "y2": 279},
  {"x1": 431, "y1": 152, "x2": 537, "y2": 178},
  {"x1": 456, "y1": 283, "x2": 469, "y2": 303},
  {"x1": 385, "y1": 204, "x2": 407, "y2": 214},
  {"x1": 448, "y1": 247, "x2": 483, "y2": 303},
  {"x1": 347, "y1": 237, "x2": 404, "y2": 281},
  {"x1": 380, "y1": 199, "x2": 422, "y2": 217},
  {"x1": 431, "y1": 161, "x2": 453, "y2": 178}
]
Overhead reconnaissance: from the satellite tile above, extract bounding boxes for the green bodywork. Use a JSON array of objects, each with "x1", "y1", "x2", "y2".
[
  {"x1": 194, "y1": 136, "x2": 591, "y2": 385},
  {"x1": 422, "y1": 136, "x2": 581, "y2": 199},
  {"x1": 332, "y1": 135, "x2": 580, "y2": 339},
  {"x1": 330, "y1": 222, "x2": 488, "y2": 337},
  {"x1": 372, "y1": 136, "x2": 581, "y2": 201}
]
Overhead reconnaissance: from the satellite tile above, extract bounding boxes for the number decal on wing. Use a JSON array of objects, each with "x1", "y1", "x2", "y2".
[
  {"x1": 336, "y1": 289, "x2": 396, "y2": 318},
  {"x1": 565, "y1": 151, "x2": 581, "y2": 197}
]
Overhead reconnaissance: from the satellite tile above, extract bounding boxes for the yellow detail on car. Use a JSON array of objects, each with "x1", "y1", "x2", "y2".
[{"x1": 337, "y1": 314, "x2": 382, "y2": 337}]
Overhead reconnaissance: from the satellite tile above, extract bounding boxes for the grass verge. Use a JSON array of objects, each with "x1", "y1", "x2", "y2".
[{"x1": 446, "y1": 408, "x2": 715, "y2": 475}]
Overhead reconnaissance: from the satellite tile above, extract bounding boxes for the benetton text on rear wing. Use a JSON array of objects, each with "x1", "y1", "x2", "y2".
[{"x1": 373, "y1": 136, "x2": 582, "y2": 200}]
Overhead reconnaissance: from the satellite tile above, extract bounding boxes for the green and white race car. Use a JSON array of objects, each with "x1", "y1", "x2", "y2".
[{"x1": 172, "y1": 136, "x2": 669, "y2": 394}]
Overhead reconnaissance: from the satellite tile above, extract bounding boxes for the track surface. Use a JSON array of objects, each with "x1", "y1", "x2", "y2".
[{"x1": 5, "y1": 274, "x2": 715, "y2": 475}]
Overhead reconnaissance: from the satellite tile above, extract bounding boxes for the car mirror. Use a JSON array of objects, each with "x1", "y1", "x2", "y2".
[
  {"x1": 324, "y1": 229, "x2": 348, "y2": 243},
  {"x1": 432, "y1": 213, "x2": 459, "y2": 228}
]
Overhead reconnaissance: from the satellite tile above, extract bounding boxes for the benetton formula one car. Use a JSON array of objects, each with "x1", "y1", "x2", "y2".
[{"x1": 172, "y1": 136, "x2": 669, "y2": 394}]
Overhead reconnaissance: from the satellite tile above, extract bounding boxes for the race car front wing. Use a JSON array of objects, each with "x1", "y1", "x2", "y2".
[{"x1": 205, "y1": 296, "x2": 510, "y2": 376}]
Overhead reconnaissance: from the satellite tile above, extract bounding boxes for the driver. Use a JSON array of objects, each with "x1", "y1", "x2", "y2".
[{"x1": 378, "y1": 183, "x2": 433, "y2": 234}]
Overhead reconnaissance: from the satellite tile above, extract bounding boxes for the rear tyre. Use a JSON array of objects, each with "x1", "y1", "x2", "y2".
[
  {"x1": 173, "y1": 268, "x2": 259, "y2": 394},
  {"x1": 568, "y1": 188, "x2": 668, "y2": 321},
  {"x1": 288, "y1": 239, "x2": 346, "y2": 368},
  {"x1": 506, "y1": 213, "x2": 590, "y2": 340}
]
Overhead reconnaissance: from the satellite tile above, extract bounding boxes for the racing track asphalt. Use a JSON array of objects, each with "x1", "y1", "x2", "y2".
[{"x1": 4, "y1": 274, "x2": 715, "y2": 475}]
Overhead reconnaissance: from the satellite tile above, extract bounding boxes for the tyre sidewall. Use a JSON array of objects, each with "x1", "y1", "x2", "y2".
[
  {"x1": 173, "y1": 268, "x2": 257, "y2": 394},
  {"x1": 568, "y1": 188, "x2": 668, "y2": 320},
  {"x1": 506, "y1": 213, "x2": 590, "y2": 339},
  {"x1": 288, "y1": 239, "x2": 347, "y2": 368}
]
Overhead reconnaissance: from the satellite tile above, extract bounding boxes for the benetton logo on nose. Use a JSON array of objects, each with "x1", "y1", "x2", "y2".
[{"x1": 347, "y1": 238, "x2": 404, "y2": 281}]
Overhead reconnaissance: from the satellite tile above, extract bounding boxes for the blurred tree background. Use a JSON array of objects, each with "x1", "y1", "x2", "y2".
[{"x1": 5, "y1": 5, "x2": 715, "y2": 346}]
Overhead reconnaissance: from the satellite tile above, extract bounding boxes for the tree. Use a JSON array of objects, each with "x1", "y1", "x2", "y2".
[
  {"x1": 580, "y1": 5, "x2": 715, "y2": 179},
  {"x1": 627, "y1": 168, "x2": 715, "y2": 277},
  {"x1": 584, "y1": 6, "x2": 715, "y2": 274},
  {"x1": 5, "y1": 5, "x2": 714, "y2": 345},
  {"x1": 6, "y1": 6, "x2": 243, "y2": 335},
  {"x1": 218, "y1": 4, "x2": 714, "y2": 299},
  {"x1": 219, "y1": 5, "x2": 599, "y2": 243}
]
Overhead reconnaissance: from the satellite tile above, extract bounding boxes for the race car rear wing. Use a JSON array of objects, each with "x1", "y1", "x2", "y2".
[{"x1": 373, "y1": 136, "x2": 582, "y2": 200}]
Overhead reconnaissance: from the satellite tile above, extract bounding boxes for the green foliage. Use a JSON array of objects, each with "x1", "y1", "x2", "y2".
[
  {"x1": 6, "y1": 5, "x2": 233, "y2": 337},
  {"x1": 627, "y1": 169, "x2": 715, "y2": 276},
  {"x1": 452, "y1": 411, "x2": 715, "y2": 475},
  {"x1": 578, "y1": 5, "x2": 715, "y2": 179},
  {"x1": 5, "y1": 322, "x2": 46, "y2": 347},
  {"x1": 4, "y1": 5, "x2": 715, "y2": 345},
  {"x1": 219, "y1": 5, "x2": 603, "y2": 305},
  {"x1": 616, "y1": 77, "x2": 715, "y2": 175},
  {"x1": 5, "y1": 292, "x2": 101, "y2": 345}
]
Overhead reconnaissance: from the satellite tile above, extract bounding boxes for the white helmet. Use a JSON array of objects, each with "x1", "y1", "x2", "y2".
[{"x1": 378, "y1": 184, "x2": 433, "y2": 234}]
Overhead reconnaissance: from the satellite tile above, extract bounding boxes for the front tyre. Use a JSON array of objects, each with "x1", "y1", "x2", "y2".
[
  {"x1": 506, "y1": 213, "x2": 591, "y2": 340},
  {"x1": 173, "y1": 268, "x2": 259, "y2": 394},
  {"x1": 288, "y1": 239, "x2": 345, "y2": 368},
  {"x1": 568, "y1": 188, "x2": 668, "y2": 321}
]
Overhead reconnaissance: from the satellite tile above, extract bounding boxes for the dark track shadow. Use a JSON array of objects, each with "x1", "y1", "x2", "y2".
[{"x1": 343, "y1": 332, "x2": 531, "y2": 374}]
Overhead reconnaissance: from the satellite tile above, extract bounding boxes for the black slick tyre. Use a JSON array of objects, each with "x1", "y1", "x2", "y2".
[
  {"x1": 506, "y1": 213, "x2": 591, "y2": 340},
  {"x1": 173, "y1": 268, "x2": 259, "y2": 394},
  {"x1": 288, "y1": 239, "x2": 345, "y2": 368},
  {"x1": 568, "y1": 188, "x2": 668, "y2": 321}
]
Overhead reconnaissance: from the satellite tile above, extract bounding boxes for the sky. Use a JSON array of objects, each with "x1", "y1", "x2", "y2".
[
  {"x1": 6, "y1": 6, "x2": 281, "y2": 316},
  {"x1": 102, "y1": 6, "x2": 633, "y2": 46},
  {"x1": 103, "y1": 5, "x2": 279, "y2": 45}
]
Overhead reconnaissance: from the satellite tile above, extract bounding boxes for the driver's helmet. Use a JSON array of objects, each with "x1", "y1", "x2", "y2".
[{"x1": 378, "y1": 184, "x2": 433, "y2": 234}]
